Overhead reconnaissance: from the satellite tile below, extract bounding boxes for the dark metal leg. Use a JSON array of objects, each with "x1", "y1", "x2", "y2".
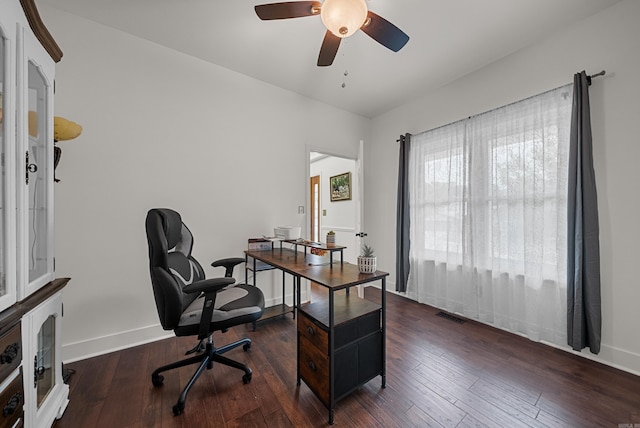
[
  {"x1": 175, "y1": 354, "x2": 210, "y2": 414},
  {"x1": 152, "y1": 352, "x2": 207, "y2": 379},
  {"x1": 252, "y1": 257, "x2": 257, "y2": 286},
  {"x1": 296, "y1": 274, "x2": 302, "y2": 384},
  {"x1": 381, "y1": 277, "x2": 386, "y2": 388},
  {"x1": 292, "y1": 273, "x2": 296, "y2": 319},
  {"x1": 328, "y1": 290, "x2": 335, "y2": 425},
  {"x1": 282, "y1": 270, "x2": 286, "y2": 316},
  {"x1": 216, "y1": 337, "x2": 251, "y2": 355},
  {"x1": 296, "y1": 275, "x2": 301, "y2": 316}
]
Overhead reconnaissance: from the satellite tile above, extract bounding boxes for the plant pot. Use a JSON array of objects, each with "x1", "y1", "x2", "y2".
[
  {"x1": 326, "y1": 234, "x2": 335, "y2": 245},
  {"x1": 357, "y1": 256, "x2": 377, "y2": 274}
]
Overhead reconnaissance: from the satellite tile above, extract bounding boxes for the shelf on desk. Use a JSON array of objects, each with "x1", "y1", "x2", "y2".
[
  {"x1": 284, "y1": 239, "x2": 346, "y2": 251},
  {"x1": 258, "y1": 303, "x2": 294, "y2": 322},
  {"x1": 299, "y1": 293, "x2": 381, "y2": 329},
  {"x1": 245, "y1": 254, "x2": 275, "y2": 272}
]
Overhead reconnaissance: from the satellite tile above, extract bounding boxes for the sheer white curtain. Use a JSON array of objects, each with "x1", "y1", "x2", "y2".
[{"x1": 407, "y1": 85, "x2": 572, "y2": 346}]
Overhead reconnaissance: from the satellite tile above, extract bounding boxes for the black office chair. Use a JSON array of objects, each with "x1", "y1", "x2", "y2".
[{"x1": 145, "y1": 208, "x2": 264, "y2": 415}]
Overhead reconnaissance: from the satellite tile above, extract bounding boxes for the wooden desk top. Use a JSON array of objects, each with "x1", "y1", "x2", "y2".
[{"x1": 245, "y1": 248, "x2": 388, "y2": 291}]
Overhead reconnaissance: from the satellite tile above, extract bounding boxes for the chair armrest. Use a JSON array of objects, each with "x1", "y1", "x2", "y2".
[
  {"x1": 183, "y1": 277, "x2": 235, "y2": 295},
  {"x1": 211, "y1": 257, "x2": 245, "y2": 277}
]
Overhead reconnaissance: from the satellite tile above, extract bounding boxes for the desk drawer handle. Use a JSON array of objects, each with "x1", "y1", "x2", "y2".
[
  {"x1": 2, "y1": 392, "x2": 22, "y2": 417},
  {"x1": 0, "y1": 343, "x2": 19, "y2": 364},
  {"x1": 308, "y1": 360, "x2": 317, "y2": 372},
  {"x1": 306, "y1": 326, "x2": 315, "y2": 336}
]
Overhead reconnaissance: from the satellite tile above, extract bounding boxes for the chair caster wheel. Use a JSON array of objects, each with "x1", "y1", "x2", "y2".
[
  {"x1": 243, "y1": 342, "x2": 251, "y2": 352},
  {"x1": 172, "y1": 403, "x2": 184, "y2": 415},
  {"x1": 152, "y1": 374, "x2": 164, "y2": 387},
  {"x1": 242, "y1": 373, "x2": 252, "y2": 384}
]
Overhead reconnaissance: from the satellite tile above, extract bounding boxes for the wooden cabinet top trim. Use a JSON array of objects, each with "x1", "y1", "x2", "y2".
[{"x1": 19, "y1": 0, "x2": 63, "y2": 62}]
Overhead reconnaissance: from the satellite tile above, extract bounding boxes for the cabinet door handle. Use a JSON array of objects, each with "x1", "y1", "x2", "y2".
[
  {"x1": 0, "y1": 343, "x2": 20, "y2": 364},
  {"x1": 306, "y1": 326, "x2": 315, "y2": 336},
  {"x1": 308, "y1": 360, "x2": 317, "y2": 372},
  {"x1": 25, "y1": 151, "x2": 38, "y2": 185},
  {"x1": 2, "y1": 392, "x2": 22, "y2": 417}
]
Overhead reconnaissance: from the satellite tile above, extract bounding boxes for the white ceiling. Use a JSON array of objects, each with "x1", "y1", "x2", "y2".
[{"x1": 38, "y1": 0, "x2": 621, "y2": 118}]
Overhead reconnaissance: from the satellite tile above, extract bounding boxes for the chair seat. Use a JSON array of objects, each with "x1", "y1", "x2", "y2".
[{"x1": 175, "y1": 284, "x2": 264, "y2": 336}]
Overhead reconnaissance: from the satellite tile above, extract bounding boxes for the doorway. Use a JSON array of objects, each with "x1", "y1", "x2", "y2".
[{"x1": 308, "y1": 151, "x2": 360, "y2": 264}]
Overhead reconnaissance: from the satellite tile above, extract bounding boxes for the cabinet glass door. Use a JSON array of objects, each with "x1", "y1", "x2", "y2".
[
  {"x1": 0, "y1": 29, "x2": 12, "y2": 311},
  {"x1": 35, "y1": 314, "x2": 56, "y2": 408},
  {"x1": 26, "y1": 60, "x2": 51, "y2": 286},
  {"x1": 23, "y1": 291, "x2": 68, "y2": 428},
  {"x1": 1, "y1": 9, "x2": 19, "y2": 312},
  {"x1": 0, "y1": 33, "x2": 5, "y2": 300}
]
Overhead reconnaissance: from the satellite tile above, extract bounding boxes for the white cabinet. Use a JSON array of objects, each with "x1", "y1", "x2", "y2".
[{"x1": 0, "y1": 1, "x2": 67, "y2": 427}]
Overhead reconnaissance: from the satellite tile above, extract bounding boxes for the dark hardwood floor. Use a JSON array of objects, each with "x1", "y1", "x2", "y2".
[{"x1": 54, "y1": 286, "x2": 640, "y2": 427}]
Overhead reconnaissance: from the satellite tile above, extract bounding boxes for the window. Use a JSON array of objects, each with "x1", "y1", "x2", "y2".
[{"x1": 407, "y1": 85, "x2": 572, "y2": 345}]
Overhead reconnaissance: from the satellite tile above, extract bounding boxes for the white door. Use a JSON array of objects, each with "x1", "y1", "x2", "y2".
[{"x1": 354, "y1": 140, "x2": 367, "y2": 297}]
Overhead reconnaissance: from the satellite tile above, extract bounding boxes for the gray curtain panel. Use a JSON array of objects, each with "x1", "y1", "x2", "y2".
[
  {"x1": 567, "y1": 71, "x2": 602, "y2": 354},
  {"x1": 396, "y1": 134, "x2": 411, "y2": 292}
]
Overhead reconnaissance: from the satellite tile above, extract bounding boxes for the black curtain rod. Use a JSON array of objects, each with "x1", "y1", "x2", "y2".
[
  {"x1": 587, "y1": 70, "x2": 606, "y2": 85},
  {"x1": 396, "y1": 70, "x2": 607, "y2": 142}
]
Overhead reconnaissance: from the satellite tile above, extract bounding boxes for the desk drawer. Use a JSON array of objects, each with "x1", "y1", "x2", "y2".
[
  {"x1": 298, "y1": 312, "x2": 328, "y2": 353},
  {"x1": 299, "y1": 336, "x2": 329, "y2": 407},
  {"x1": 0, "y1": 370, "x2": 23, "y2": 428},
  {"x1": 0, "y1": 323, "x2": 21, "y2": 383}
]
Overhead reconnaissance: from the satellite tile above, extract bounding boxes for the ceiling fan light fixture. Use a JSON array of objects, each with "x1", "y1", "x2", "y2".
[{"x1": 320, "y1": 0, "x2": 368, "y2": 38}]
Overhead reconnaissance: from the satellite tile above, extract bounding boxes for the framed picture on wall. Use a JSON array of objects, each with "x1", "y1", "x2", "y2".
[{"x1": 330, "y1": 172, "x2": 352, "y2": 202}]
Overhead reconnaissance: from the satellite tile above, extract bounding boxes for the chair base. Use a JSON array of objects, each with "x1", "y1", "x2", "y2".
[{"x1": 151, "y1": 336, "x2": 253, "y2": 415}]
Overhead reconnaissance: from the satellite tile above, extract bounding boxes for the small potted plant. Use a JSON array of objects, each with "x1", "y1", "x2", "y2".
[
  {"x1": 326, "y1": 230, "x2": 336, "y2": 245},
  {"x1": 358, "y1": 244, "x2": 377, "y2": 274}
]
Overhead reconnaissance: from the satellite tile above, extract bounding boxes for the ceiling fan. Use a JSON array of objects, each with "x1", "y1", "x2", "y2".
[{"x1": 254, "y1": 0, "x2": 409, "y2": 66}]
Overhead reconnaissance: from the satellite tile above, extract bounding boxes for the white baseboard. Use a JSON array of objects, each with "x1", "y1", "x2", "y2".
[
  {"x1": 62, "y1": 324, "x2": 173, "y2": 363},
  {"x1": 560, "y1": 342, "x2": 640, "y2": 377},
  {"x1": 63, "y1": 287, "x2": 311, "y2": 364}
]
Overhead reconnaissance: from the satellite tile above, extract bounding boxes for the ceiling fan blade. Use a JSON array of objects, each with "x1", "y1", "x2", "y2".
[
  {"x1": 317, "y1": 30, "x2": 341, "y2": 67},
  {"x1": 360, "y1": 11, "x2": 409, "y2": 52},
  {"x1": 255, "y1": 1, "x2": 321, "y2": 20}
]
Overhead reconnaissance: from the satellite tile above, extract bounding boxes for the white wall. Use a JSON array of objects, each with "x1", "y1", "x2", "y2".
[
  {"x1": 368, "y1": 0, "x2": 640, "y2": 374},
  {"x1": 39, "y1": 6, "x2": 371, "y2": 362}
]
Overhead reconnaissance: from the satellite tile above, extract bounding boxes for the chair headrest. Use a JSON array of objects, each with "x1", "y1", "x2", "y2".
[{"x1": 152, "y1": 208, "x2": 182, "y2": 249}]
